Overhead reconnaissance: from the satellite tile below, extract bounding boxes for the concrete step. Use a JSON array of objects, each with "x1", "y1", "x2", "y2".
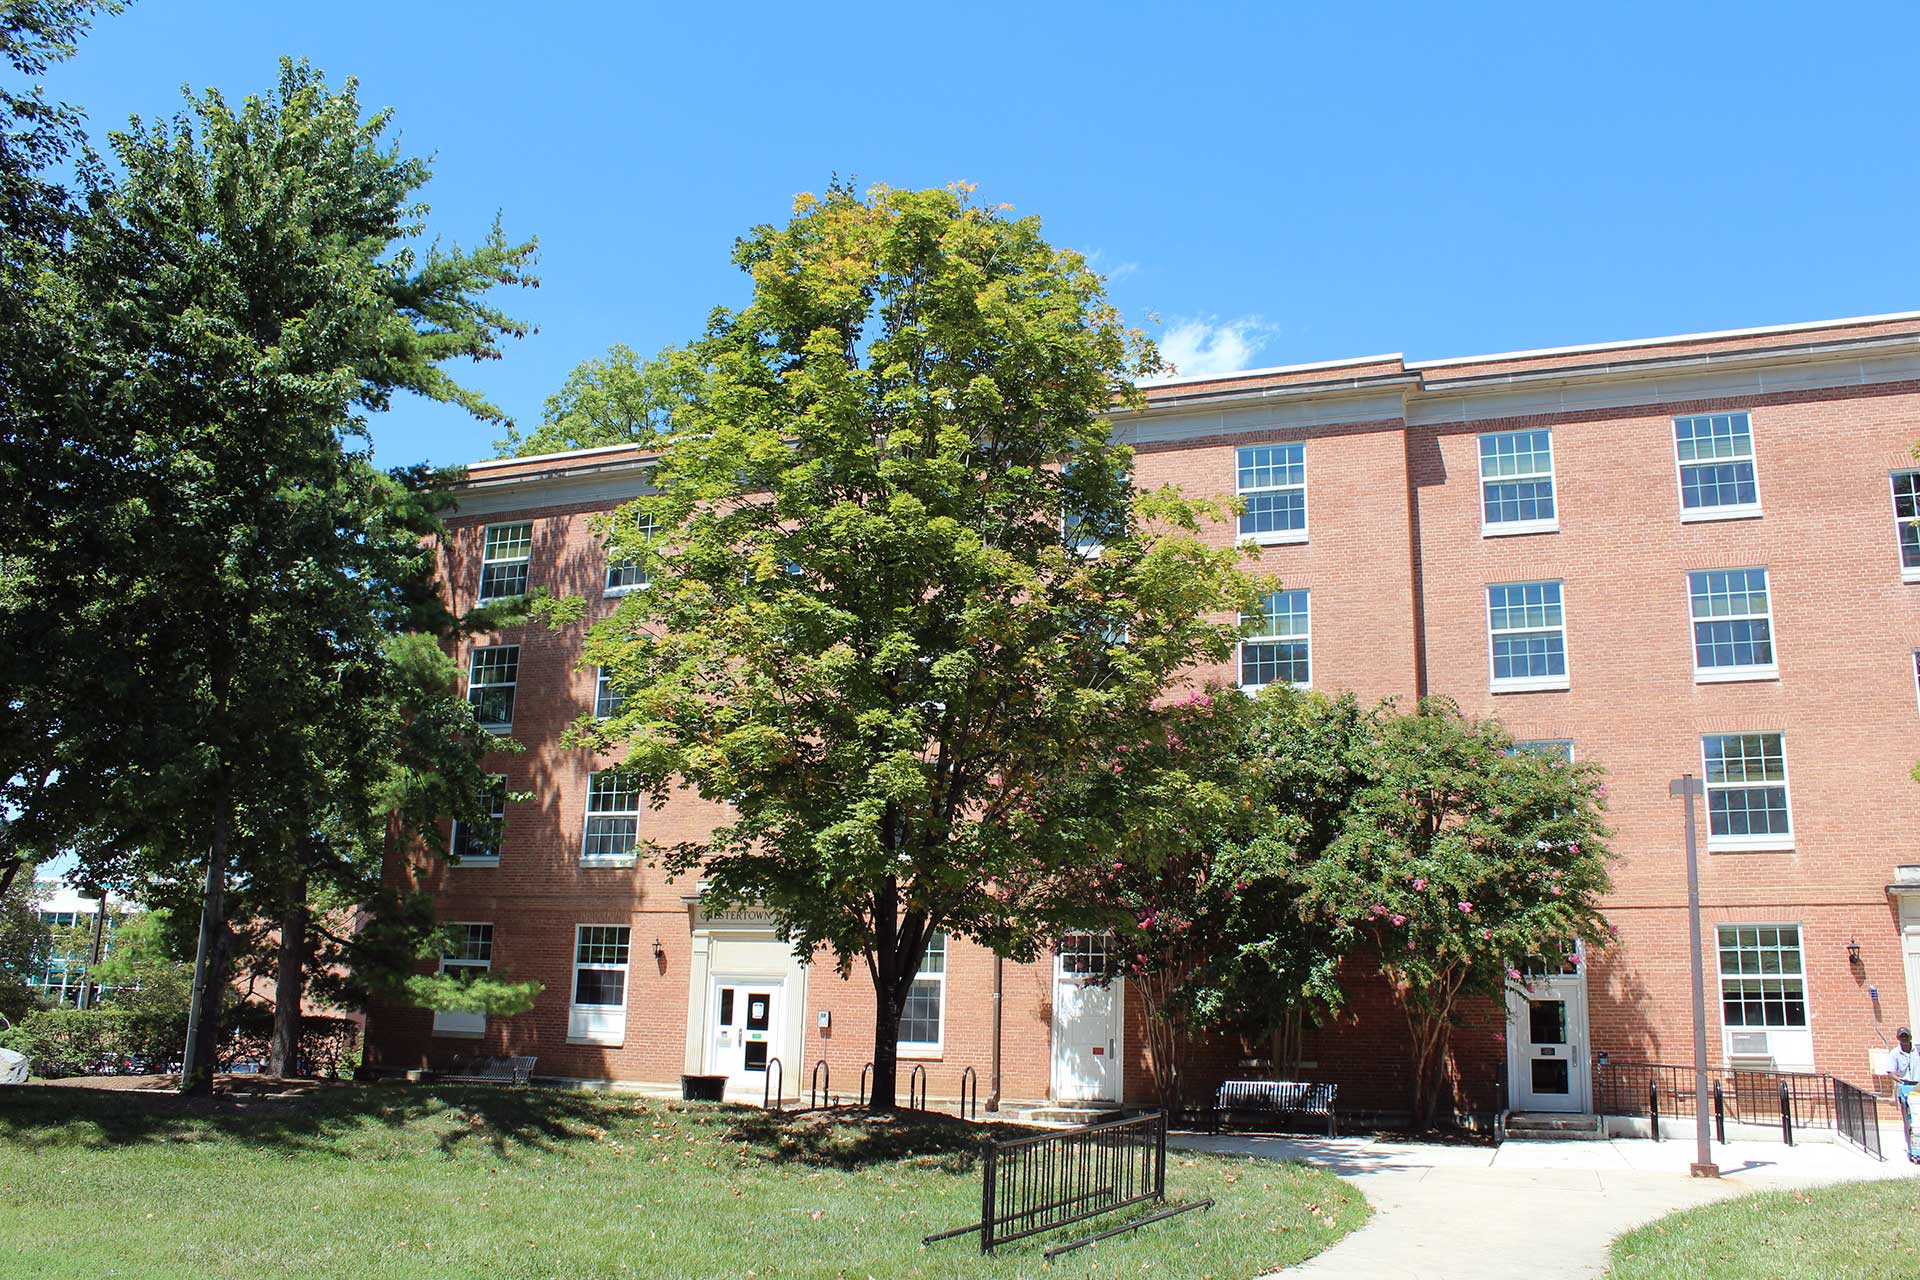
[
  {"x1": 1505, "y1": 1112, "x2": 1605, "y2": 1140},
  {"x1": 1007, "y1": 1105, "x2": 1126, "y2": 1126}
]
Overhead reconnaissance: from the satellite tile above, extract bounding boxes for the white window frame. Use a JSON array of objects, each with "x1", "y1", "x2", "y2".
[
  {"x1": 1235, "y1": 443, "x2": 1308, "y2": 546},
  {"x1": 1672, "y1": 412, "x2": 1763, "y2": 523},
  {"x1": 1477, "y1": 428, "x2": 1559, "y2": 537},
  {"x1": 1062, "y1": 459, "x2": 1128, "y2": 559},
  {"x1": 581, "y1": 771, "x2": 641, "y2": 866},
  {"x1": 1890, "y1": 471, "x2": 1920, "y2": 584},
  {"x1": 604, "y1": 511, "x2": 656, "y2": 597},
  {"x1": 1687, "y1": 567, "x2": 1779, "y2": 684},
  {"x1": 467, "y1": 646, "x2": 519, "y2": 731},
  {"x1": 1486, "y1": 580, "x2": 1570, "y2": 693},
  {"x1": 1238, "y1": 589, "x2": 1310, "y2": 692},
  {"x1": 1715, "y1": 922, "x2": 1810, "y2": 1030},
  {"x1": 1912, "y1": 650, "x2": 1920, "y2": 719},
  {"x1": 898, "y1": 930, "x2": 947, "y2": 1058},
  {"x1": 567, "y1": 924, "x2": 631, "y2": 1046},
  {"x1": 477, "y1": 521, "x2": 534, "y2": 602},
  {"x1": 1512, "y1": 739, "x2": 1575, "y2": 763},
  {"x1": 1701, "y1": 732, "x2": 1794, "y2": 852},
  {"x1": 450, "y1": 775, "x2": 506, "y2": 866},
  {"x1": 432, "y1": 923, "x2": 493, "y2": 1038},
  {"x1": 594, "y1": 667, "x2": 625, "y2": 720}
]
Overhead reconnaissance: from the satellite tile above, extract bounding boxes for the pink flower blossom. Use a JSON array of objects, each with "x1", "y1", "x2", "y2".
[
  {"x1": 1550, "y1": 886, "x2": 1563, "y2": 896},
  {"x1": 1569, "y1": 843, "x2": 1580, "y2": 855},
  {"x1": 1507, "y1": 967, "x2": 1522, "y2": 981},
  {"x1": 1370, "y1": 903, "x2": 1388, "y2": 917},
  {"x1": 1412, "y1": 877, "x2": 1428, "y2": 891},
  {"x1": 1457, "y1": 901, "x2": 1473, "y2": 914},
  {"x1": 1482, "y1": 927, "x2": 1493, "y2": 940},
  {"x1": 1112, "y1": 861, "x2": 1124, "y2": 872},
  {"x1": 1390, "y1": 914, "x2": 1407, "y2": 926}
]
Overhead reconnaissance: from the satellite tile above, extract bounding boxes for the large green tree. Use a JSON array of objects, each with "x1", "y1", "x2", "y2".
[
  {"x1": 574, "y1": 182, "x2": 1257, "y2": 1109},
  {"x1": 55, "y1": 61, "x2": 538, "y2": 1093},
  {"x1": 1299, "y1": 697, "x2": 1614, "y2": 1128},
  {"x1": 495, "y1": 343, "x2": 693, "y2": 457}
]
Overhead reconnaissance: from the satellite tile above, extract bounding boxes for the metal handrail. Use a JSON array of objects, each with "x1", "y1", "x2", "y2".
[
  {"x1": 810, "y1": 1059, "x2": 829, "y2": 1109},
  {"x1": 763, "y1": 1057, "x2": 783, "y2": 1112},
  {"x1": 959, "y1": 1066, "x2": 978, "y2": 1120},
  {"x1": 908, "y1": 1063, "x2": 927, "y2": 1111},
  {"x1": 858, "y1": 1062, "x2": 872, "y2": 1107}
]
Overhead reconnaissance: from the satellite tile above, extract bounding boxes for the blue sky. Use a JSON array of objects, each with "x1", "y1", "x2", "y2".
[{"x1": 41, "y1": 1, "x2": 1920, "y2": 468}]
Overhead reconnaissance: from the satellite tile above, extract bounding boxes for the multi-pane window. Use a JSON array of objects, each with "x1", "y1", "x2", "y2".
[
  {"x1": 1512, "y1": 739, "x2": 1575, "y2": 764},
  {"x1": 1487, "y1": 580, "x2": 1567, "y2": 690},
  {"x1": 582, "y1": 771, "x2": 641, "y2": 863},
  {"x1": 433, "y1": 923, "x2": 493, "y2": 1037},
  {"x1": 1716, "y1": 925, "x2": 1807, "y2": 1028},
  {"x1": 1891, "y1": 472, "x2": 1920, "y2": 580},
  {"x1": 467, "y1": 647, "x2": 519, "y2": 730},
  {"x1": 1702, "y1": 733, "x2": 1792, "y2": 848},
  {"x1": 1673, "y1": 413, "x2": 1760, "y2": 517},
  {"x1": 605, "y1": 512, "x2": 656, "y2": 595},
  {"x1": 568, "y1": 925, "x2": 631, "y2": 1045},
  {"x1": 595, "y1": 668, "x2": 625, "y2": 720},
  {"x1": 1057, "y1": 933, "x2": 1112, "y2": 977},
  {"x1": 1239, "y1": 590, "x2": 1310, "y2": 690},
  {"x1": 1478, "y1": 429, "x2": 1557, "y2": 532},
  {"x1": 898, "y1": 930, "x2": 947, "y2": 1052},
  {"x1": 1688, "y1": 568, "x2": 1777, "y2": 679},
  {"x1": 451, "y1": 776, "x2": 506, "y2": 864},
  {"x1": 1236, "y1": 444, "x2": 1307, "y2": 542},
  {"x1": 477, "y1": 522, "x2": 533, "y2": 602}
]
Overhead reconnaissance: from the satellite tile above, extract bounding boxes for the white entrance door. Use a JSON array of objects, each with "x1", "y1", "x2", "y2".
[
  {"x1": 1051, "y1": 935, "x2": 1122, "y2": 1102},
  {"x1": 1508, "y1": 979, "x2": 1589, "y2": 1112},
  {"x1": 708, "y1": 978, "x2": 783, "y2": 1088}
]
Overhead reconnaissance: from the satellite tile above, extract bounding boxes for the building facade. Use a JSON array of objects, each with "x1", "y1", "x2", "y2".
[{"x1": 366, "y1": 310, "x2": 1920, "y2": 1119}]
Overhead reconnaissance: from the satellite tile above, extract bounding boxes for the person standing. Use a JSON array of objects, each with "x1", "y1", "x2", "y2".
[{"x1": 1888, "y1": 1027, "x2": 1920, "y2": 1163}]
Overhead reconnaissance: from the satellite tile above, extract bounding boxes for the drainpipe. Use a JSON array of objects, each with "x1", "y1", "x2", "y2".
[{"x1": 986, "y1": 954, "x2": 1003, "y2": 1112}]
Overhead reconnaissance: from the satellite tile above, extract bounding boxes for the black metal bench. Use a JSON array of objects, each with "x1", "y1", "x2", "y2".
[
  {"x1": 1211, "y1": 1080, "x2": 1338, "y2": 1137},
  {"x1": 439, "y1": 1054, "x2": 537, "y2": 1086}
]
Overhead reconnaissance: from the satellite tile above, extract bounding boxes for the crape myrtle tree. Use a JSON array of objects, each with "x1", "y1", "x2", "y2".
[
  {"x1": 1298, "y1": 697, "x2": 1614, "y2": 1129},
  {"x1": 58, "y1": 61, "x2": 538, "y2": 1093},
  {"x1": 1083, "y1": 685, "x2": 1372, "y2": 1110},
  {"x1": 571, "y1": 182, "x2": 1259, "y2": 1111}
]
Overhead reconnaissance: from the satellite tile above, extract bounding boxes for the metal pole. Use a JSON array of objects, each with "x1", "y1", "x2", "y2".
[
  {"x1": 1671, "y1": 774, "x2": 1719, "y2": 1177},
  {"x1": 987, "y1": 953, "x2": 1003, "y2": 1112}
]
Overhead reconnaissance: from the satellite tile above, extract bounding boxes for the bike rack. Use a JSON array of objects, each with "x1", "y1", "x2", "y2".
[
  {"x1": 810, "y1": 1059, "x2": 830, "y2": 1110},
  {"x1": 959, "y1": 1066, "x2": 978, "y2": 1120},
  {"x1": 764, "y1": 1057, "x2": 784, "y2": 1112},
  {"x1": 909, "y1": 1063, "x2": 927, "y2": 1111},
  {"x1": 858, "y1": 1062, "x2": 873, "y2": 1107}
]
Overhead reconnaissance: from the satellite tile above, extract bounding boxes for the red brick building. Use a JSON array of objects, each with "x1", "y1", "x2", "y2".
[{"x1": 366, "y1": 309, "x2": 1920, "y2": 1121}]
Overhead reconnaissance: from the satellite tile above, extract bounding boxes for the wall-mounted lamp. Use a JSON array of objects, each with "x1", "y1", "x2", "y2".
[
  {"x1": 1847, "y1": 937, "x2": 1862, "y2": 966},
  {"x1": 652, "y1": 937, "x2": 665, "y2": 960}
]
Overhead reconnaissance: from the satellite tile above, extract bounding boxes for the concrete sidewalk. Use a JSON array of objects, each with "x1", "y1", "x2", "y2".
[{"x1": 1175, "y1": 1127, "x2": 1914, "y2": 1279}]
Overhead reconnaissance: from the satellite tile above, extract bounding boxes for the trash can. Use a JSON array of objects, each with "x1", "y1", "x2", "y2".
[{"x1": 681, "y1": 1073, "x2": 728, "y2": 1102}]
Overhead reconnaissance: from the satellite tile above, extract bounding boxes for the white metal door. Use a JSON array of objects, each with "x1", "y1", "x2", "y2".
[
  {"x1": 1051, "y1": 935, "x2": 1121, "y2": 1102},
  {"x1": 708, "y1": 979, "x2": 781, "y2": 1085},
  {"x1": 1509, "y1": 980, "x2": 1589, "y2": 1112}
]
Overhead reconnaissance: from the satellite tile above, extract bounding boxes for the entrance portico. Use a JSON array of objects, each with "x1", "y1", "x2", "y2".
[{"x1": 682, "y1": 898, "x2": 808, "y2": 1101}]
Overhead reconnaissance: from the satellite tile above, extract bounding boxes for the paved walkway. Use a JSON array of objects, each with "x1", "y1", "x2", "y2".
[{"x1": 1175, "y1": 1124, "x2": 1918, "y2": 1279}]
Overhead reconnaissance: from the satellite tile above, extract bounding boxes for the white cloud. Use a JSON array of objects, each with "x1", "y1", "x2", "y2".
[{"x1": 1155, "y1": 316, "x2": 1274, "y2": 379}]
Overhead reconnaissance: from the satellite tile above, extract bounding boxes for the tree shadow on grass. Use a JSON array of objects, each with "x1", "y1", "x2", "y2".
[{"x1": 0, "y1": 1081, "x2": 1037, "y2": 1170}]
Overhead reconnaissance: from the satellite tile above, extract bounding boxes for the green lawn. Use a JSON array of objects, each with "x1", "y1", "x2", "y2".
[
  {"x1": 0, "y1": 1082, "x2": 1363, "y2": 1280},
  {"x1": 1610, "y1": 1179, "x2": 1920, "y2": 1280}
]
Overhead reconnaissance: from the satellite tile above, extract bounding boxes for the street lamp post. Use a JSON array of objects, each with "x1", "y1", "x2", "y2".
[{"x1": 1669, "y1": 773, "x2": 1719, "y2": 1178}]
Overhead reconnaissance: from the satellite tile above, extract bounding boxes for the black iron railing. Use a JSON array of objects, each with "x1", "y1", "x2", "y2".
[
  {"x1": 923, "y1": 1111, "x2": 1211, "y2": 1258},
  {"x1": 1834, "y1": 1078, "x2": 1884, "y2": 1161},
  {"x1": 1596, "y1": 1057, "x2": 1885, "y2": 1144}
]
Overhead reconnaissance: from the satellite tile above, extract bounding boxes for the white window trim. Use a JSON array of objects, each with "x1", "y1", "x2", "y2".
[
  {"x1": 1891, "y1": 472, "x2": 1920, "y2": 584},
  {"x1": 1487, "y1": 580, "x2": 1570, "y2": 694},
  {"x1": 1477, "y1": 429, "x2": 1560, "y2": 538},
  {"x1": 604, "y1": 513, "x2": 657, "y2": 597},
  {"x1": 477, "y1": 521, "x2": 534, "y2": 603},
  {"x1": 450, "y1": 775, "x2": 506, "y2": 867},
  {"x1": 581, "y1": 771, "x2": 641, "y2": 867},
  {"x1": 898, "y1": 930, "x2": 947, "y2": 1059},
  {"x1": 1700, "y1": 732, "x2": 1794, "y2": 853},
  {"x1": 567, "y1": 924, "x2": 631, "y2": 1046},
  {"x1": 1714, "y1": 921, "x2": 1811, "y2": 1030},
  {"x1": 1687, "y1": 567, "x2": 1780, "y2": 684},
  {"x1": 1911, "y1": 650, "x2": 1920, "y2": 719},
  {"x1": 467, "y1": 646, "x2": 519, "y2": 732},
  {"x1": 1237, "y1": 589, "x2": 1311, "y2": 693},
  {"x1": 433, "y1": 924, "x2": 492, "y2": 1039},
  {"x1": 594, "y1": 668, "x2": 622, "y2": 721},
  {"x1": 1672, "y1": 413, "x2": 1764, "y2": 523},
  {"x1": 1235, "y1": 443, "x2": 1309, "y2": 546}
]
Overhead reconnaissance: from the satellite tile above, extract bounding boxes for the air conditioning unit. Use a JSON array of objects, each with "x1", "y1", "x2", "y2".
[{"x1": 1729, "y1": 1031, "x2": 1771, "y2": 1057}]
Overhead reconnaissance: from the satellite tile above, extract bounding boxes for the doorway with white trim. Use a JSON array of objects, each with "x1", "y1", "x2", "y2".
[
  {"x1": 1505, "y1": 944, "x2": 1591, "y2": 1113},
  {"x1": 1051, "y1": 933, "x2": 1122, "y2": 1102}
]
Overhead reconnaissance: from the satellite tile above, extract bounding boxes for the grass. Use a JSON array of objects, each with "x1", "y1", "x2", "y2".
[
  {"x1": 0, "y1": 1081, "x2": 1364, "y2": 1280},
  {"x1": 1609, "y1": 1180, "x2": 1920, "y2": 1280}
]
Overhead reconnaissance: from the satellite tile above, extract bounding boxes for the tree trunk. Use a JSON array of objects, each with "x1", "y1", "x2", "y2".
[
  {"x1": 870, "y1": 980, "x2": 903, "y2": 1112},
  {"x1": 269, "y1": 865, "x2": 309, "y2": 1078},
  {"x1": 181, "y1": 760, "x2": 234, "y2": 1096}
]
